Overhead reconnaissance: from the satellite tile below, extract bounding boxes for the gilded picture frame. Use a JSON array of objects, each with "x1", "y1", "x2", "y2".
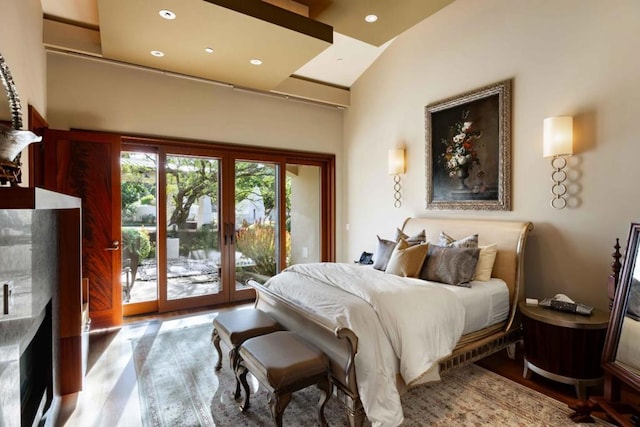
[{"x1": 425, "y1": 79, "x2": 512, "y2": 210}]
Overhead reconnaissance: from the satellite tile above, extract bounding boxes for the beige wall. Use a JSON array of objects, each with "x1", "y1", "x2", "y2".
[
  {"x1": 46, "y1": 52, "x2": 345, "y2": 258},
  {"x1": 344, "y1": 0, "x2": 640, "y2": 309},
  {"x1": 0, "y1": 0, "x2": 46, "y2": 184}
]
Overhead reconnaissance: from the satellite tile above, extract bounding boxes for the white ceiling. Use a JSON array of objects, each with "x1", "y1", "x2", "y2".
[{"x1": 40, "y1": 0, "x2": 454, "y2": 100}]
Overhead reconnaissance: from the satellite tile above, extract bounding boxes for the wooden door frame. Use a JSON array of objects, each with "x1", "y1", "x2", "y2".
[
  {"x1": 44, "y1": 129, "x2": 123, "y2": 329},
  {"x1": 43, "y1": 132, "x2": 335, "y2": 319}
]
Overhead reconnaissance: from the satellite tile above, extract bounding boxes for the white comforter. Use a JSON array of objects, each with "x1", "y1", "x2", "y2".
[{"x1": 263, "y1": 263, "x2": 465, "y2": 427}]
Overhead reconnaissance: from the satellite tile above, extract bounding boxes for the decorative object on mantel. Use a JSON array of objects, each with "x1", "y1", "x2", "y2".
[
  {"x1": 425, "y1": 79, "x2": 512, "y2": 211},
  {"x1": 388, "y1": 148, "x2": 405, "y2": 208},
  {"x1": 543, "y1": 116, "x2": 573, "y2": 209},
  {"x1": 0, "y1": 52, "x2": 41, "y2": 186}
]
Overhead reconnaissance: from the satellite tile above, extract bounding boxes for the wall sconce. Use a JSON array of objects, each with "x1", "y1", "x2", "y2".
[
  {"x1": 543, "y1": 116, "x2": 573, "y2": 209},
  {"x1": 388, "y1": 148, "x2": 405, "y2": 208}
]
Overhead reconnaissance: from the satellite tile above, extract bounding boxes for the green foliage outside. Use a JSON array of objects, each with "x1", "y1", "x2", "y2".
[
  {"x1": 121, "y1": 228, "x2": 152, "y2": 291},
  {"x1": 235, "y1": 221, "x2": 290, "y2": 277},
  {"x1": 166, "y1": 156, "x2": 218, "y2": 229},
  {"x1": 121, "y1": 154, "x2": 294, "y2": 282},
  {"x1": 121, "y1": 153, "x2": 157, "y2": 226},
  {"x1": 140, "y1": 194, "x2": 155, "y2": 205}
]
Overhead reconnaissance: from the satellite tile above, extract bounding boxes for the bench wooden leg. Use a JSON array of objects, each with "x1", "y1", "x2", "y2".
[
  {"x1": 237, "y1": 364, "x2": 251, "y2": 412},
  {"x1": 211, "y1": 328, "x2": 222, "y2": 370},
  {"x1": 316, "y1": 377, "x2": 331, "y2": 427},
  {"x1": 229, "y1": 348, "x2": 242, "y2": 399},
  {"x1": 268, "y1": 391, "x2": 292, "y2": 427}
]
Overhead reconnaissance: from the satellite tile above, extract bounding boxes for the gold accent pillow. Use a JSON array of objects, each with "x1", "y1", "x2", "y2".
[
  {"x1": 385, "y1": 239, "x2": 429, "y2": 277},
  {"x1": 473, "y1": 244, "x2": 498, "y2": 281}
]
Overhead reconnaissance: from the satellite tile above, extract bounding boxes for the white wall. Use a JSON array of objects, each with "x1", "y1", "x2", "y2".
[
  {"x1": 344, "y1": 0, "x2": 640, "y2": 309},
  {"x1": 46, "y1": 52, "x2": 344, "y2": 258}
]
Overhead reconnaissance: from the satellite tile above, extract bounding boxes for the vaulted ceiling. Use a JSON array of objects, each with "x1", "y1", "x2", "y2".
[{"x1": 41, "y1": 0, "x2": 455, "y2": 105}]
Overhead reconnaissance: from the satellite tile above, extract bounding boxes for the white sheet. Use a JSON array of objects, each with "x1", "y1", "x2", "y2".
[
  {"x1": 263, "y1": 263, "x2": 466, "y2": 427},
  {"x1": 436, "y1": 278, "x2": 510, "y2": 334}
]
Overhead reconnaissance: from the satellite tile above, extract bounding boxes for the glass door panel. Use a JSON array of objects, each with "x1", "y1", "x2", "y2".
[
  {"x1": 121, "y1": 152, "x2": 158, "y2": 306},
  {"x1": 286, "y1": 164, "x2": 321, "y2": 266},
  {"x1": 234, "y1": 161, "x2": 279, "y2": 292},
  {"x1": 165, "y1": 155, "x2": 221, "y2": 300}
]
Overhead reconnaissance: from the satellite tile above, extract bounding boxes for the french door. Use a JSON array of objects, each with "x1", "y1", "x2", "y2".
[{"x1": 122, "y1": 139, "x2": 334, "y2": 316}]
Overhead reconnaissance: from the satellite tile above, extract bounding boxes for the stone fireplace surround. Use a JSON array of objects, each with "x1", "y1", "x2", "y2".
[{"x1": 0, "y1": 188, "x2": 82, "y2": 427}]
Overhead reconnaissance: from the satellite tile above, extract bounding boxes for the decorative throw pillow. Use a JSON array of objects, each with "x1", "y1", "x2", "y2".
[
  {"x1": 473, "y1": 244, "x2": 498, "y2": 281},
  {"x1": 372, "y1": 235, "x2": 397, "y2": 271},
  {"x1": 419, "y1": 245, "x2": 480, "y2": 287},
  {"x1": 385, "y1": 239, "x2": 429, "y2": 277},
  {"x1": 394, "y1": 228, "x2": 426, "y2": 245},
  {"x1": 438, "y1": 231, "x2": 479, "y2": 248}
]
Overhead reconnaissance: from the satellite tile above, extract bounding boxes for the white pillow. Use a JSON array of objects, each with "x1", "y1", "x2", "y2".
[{"x1": 473, "y1": 244, "x2": 498, "y2": 281}]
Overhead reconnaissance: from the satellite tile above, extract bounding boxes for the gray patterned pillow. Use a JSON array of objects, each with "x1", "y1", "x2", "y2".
[
  {"x1": 419, "y1": 245, "x2": 481, "y2": 287},
  {"x1": 372, "y1": 235, "x2": 397, "y2": 271},
  {"x1": 438, "y1": 231, "x2": 479, "y2": 248},
  {"x1": 394, "y1": 228, "x2": 426, "y2": 245}
]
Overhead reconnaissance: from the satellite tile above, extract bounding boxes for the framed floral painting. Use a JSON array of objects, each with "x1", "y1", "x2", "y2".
[{"x1": 425, "y1": 79, "x2": 512, "y2": 210}]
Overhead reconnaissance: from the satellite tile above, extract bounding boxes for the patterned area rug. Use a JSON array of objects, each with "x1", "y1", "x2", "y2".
[{"x1": 132, "y1": 322, "x2": 609, "y2": 426}]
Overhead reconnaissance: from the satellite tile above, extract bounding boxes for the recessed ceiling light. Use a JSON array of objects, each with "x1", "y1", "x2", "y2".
[
  {"x1": 250, "y1": 59, "x2": 262, "y2": 65},
  {"x1": 205, "y1": 47, "x2": 214, "y2": 53},
  {"x1": 159, "y1": 9, "x2": 176, "y2": 20},
  {"x1": 150, "y1": 50, "x2": 164, "y2": 57},
  {"x1": 365, "y1": 14, "x2": 378, "y2": 23}
]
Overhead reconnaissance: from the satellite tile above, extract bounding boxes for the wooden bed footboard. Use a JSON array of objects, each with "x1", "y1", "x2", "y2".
[{"x1": 250, "y1": 280, "x2": 366, "y2": 426}]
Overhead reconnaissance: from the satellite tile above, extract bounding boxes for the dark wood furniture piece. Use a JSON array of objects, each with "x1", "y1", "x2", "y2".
[
  {"x1": 237, "y1": 331, "x2": 331, "y2": 427},
  {"x1": 519, "y1": 301, "x2": 609, "y2": 400},
  {"x1": 211, "y1": 309, "x2": 282, "y2": 398},
  {"x1": 574, "y1": 225, "x2": 640, "y2": 426},
  {"x1": 251, "y1": 217, "x2": 533, "y2": 426}
]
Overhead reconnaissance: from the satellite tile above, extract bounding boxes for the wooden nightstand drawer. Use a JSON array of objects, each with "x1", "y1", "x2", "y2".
[{"x1": 519, "y1": 301, "x2": 609, "y2": 400}]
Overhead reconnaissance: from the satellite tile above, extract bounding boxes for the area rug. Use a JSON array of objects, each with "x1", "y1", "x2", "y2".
[{"x1": 132, "y1": 322, "x2": 609, "y2": 426}]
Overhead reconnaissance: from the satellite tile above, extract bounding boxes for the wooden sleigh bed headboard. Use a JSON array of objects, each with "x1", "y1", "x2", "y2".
[
  {"x1": 401, "y1": 217, "x2": 533, "y2": 333},
  {"x1": 252, "y1": 217, "x2": 533, "y2": 426}
]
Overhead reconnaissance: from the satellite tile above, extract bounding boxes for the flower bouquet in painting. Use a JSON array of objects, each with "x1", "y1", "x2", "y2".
[{"x1": 440, "y1": 110, "x2": 483, "y2": 190}]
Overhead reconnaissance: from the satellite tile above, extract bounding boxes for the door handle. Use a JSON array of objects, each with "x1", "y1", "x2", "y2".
[{"x1": 105, "y1": 240, "x2": 120, "y2": 251}]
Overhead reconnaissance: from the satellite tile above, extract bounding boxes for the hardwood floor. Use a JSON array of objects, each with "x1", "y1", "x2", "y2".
[{"x1": 55, "y1": 305, "x2": 604, "y2": 426}]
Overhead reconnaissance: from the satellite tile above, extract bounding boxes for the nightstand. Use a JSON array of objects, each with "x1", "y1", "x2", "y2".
[{"x1": 519, "y1": 301, "x2": 610, "y2": 400}]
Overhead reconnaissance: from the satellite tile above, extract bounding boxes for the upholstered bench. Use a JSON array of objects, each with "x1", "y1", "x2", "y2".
[
  {"x1": 211, "y1": 309, "x2": 282, "y2": 398},
  {"x1": 237, "y1": 331, "x2": 331, "y2": 427}
]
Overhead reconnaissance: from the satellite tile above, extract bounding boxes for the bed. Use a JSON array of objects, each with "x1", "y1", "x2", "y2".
[{"x1": 250, "y1": 217, "x2": 533, "y2": 427}]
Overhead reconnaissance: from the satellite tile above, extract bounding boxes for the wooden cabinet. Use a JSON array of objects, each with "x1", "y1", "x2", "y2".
[{"x1": 519, "y1": 301, "x2": 609, "y2": 400}]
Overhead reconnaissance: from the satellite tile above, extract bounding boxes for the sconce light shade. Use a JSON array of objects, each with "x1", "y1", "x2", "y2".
[
  {"x1": 388, "y1": 149, "x2": 405, "y2": 175},
  {"x1": 543, "y1": 116, "x2": 573, "y2": 158}
]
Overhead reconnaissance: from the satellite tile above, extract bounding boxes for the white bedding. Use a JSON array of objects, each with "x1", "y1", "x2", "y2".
[
  {"x1": 438, "y1": 278, "x2": 510, "y2": 334},
  {"x1": 263, "y1": 262, "x2": 496, "y2": 427}
]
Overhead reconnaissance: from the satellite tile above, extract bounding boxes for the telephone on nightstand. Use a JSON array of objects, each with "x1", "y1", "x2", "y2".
[{"x1": 539, "y1": 294, "x2": 594, "y2": 316}]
